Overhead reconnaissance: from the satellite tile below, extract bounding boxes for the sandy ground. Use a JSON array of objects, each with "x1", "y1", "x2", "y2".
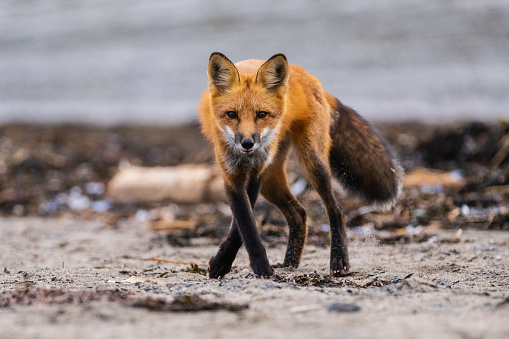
[{"x1": 0, "y1": 216, "x2": 507, "y2": 339}]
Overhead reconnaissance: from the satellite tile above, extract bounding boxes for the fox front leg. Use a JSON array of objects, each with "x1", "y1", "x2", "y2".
[
  {"x1": 208, "y1": 176, "x2": 263, "y2": 278},
  {"x1": 224, "y1": 184, "x2": 273, "y2": 278}
]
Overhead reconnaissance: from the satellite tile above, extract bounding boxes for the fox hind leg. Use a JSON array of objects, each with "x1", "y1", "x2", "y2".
[{"x1": 296, "y1": 146, "x2": 350, "y2": 276}]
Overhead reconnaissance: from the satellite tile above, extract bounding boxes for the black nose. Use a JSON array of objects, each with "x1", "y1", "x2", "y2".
[{"x1": 241, "y1": 138, "x2": 254, "y2": 150}]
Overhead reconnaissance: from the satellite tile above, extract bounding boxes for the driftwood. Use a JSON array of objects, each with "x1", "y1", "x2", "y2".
[
  {"x1": 107, "y1": 165, "x2": 226, "y2": 204},
  {"x1": 403, "y1": 167, "x2": 465, "y2": 188}
]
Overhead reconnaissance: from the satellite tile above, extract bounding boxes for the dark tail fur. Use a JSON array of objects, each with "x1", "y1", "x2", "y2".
[{"x1": 328, "y1": 98, "x2": 403, "y2": 209}]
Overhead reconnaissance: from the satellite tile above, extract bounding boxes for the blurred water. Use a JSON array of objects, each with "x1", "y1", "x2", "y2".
[{"x1": 0, "y1": 0, "x2": 508, "y2": 124}]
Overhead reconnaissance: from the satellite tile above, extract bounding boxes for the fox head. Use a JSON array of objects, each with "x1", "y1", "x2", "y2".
[{"x1": 207, "y1": 53, "x2": 289, "y2": 158}]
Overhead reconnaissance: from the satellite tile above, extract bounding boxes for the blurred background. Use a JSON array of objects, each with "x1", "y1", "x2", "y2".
[
  {"x1": 0, "y1": 0, "x2": 508, "y2": 234},
  {"x1": 1, "y1": 0, "x2": 508, "y2": 125}
]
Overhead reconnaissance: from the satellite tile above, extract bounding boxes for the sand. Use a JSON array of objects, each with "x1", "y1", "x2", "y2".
[{"x1": 0, "y1": 216, "x2": 507, "y2": 339}]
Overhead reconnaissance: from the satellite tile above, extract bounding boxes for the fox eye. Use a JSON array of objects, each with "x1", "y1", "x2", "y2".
[
  {"x1": 226, "y1": 111, "x2": 238, "y2": 119},
  {"x1": 257, "y1": 111, "x2": 268, "y2": 119}
]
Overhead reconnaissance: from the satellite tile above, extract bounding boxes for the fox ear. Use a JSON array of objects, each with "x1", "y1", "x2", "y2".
[
  {"x1": 256, "y1": 54, "x2": 289, "y2": 94},
  {"x1": 208, "y1": 52, "x2": 240, "y2": 95}
]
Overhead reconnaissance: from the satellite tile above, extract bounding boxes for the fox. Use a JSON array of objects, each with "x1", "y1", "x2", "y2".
[{"x1": 198, "y1": 52, "x2": 402, "y2": 278}]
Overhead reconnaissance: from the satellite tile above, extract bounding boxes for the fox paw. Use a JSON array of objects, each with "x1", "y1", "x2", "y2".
[
  {"x1": 282, "y1": 256, "x2": 300, "y2": 268},
  {"x1": 330, "y1": 256, "x2": 350, "y2": 277},
  {"x1": 208, "y1": 255, "x2": 233, "y2": 279},
  {"x1": 251, "y1": 258, "x2": 274, "y2": 278}
]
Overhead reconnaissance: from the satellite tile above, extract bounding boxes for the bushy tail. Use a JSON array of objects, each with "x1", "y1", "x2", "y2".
[{"x1": 328, "y1": 98, "x2": 402, "y2": 210}]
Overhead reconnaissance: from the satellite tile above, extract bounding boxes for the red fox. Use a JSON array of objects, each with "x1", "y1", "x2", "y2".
[{"x1": 199, "y1": 53, "x2": 402, "y2": 278}]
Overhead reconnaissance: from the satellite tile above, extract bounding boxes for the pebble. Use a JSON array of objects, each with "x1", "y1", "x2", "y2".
[{"x1": 327, "y1": 302, "x2": 361, "y2": 313}]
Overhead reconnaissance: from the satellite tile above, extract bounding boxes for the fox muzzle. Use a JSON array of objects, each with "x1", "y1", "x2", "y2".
[{"x1": 236, "y1": 133, "x2": 260, "y2": 153}]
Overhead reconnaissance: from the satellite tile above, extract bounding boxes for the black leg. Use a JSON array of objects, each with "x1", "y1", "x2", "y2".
[
  {"x1": 260, "y1": 137, "x2": 308, "y2": 268},
  {"x1": 208, "y1": 220, "x2": 243, "y2": 279},
  {"x1": 225, "y1": 180, "x2": 273, "y2": 277},
  {"x1": 261, "y1": 174, "x2": 307, "y2": 268},
  {"x1": 208, "y1": 175, "x2": 269, "y2": 278},
  {"x1": 301, "y1": 153, "x2": 350, "y2": 276}
]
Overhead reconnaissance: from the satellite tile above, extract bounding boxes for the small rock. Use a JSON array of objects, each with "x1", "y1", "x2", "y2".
[{"x1": 327, "y1": 302, "x2": 361, "y2": 313}]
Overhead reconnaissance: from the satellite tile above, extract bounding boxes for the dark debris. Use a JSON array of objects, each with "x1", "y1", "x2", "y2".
[
  {"x1": 271, "y1": 272, "x2": 391, "y2": 288},
  {"x1": 0, "y1": 282, "x2": 247, "y2": 312},
  {"x1": 1, "y1": 121, "x2": 508, "y2": 239}
]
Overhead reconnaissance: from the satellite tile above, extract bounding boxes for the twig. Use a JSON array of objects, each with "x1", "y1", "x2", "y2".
[
  {"x1": 141, "y1": 258, "x2": 207, "y2": 266},
  {"x1": 490, "y1": 133, "x2": 509, "y2": 169}
]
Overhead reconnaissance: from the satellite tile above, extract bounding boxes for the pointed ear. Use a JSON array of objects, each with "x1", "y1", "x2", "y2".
[
  {"x1": 208, "y1": 52, "x2": 240, "y2": 95},
  {"x1": 256, "y1": 54, "x2": 289, "y2": 94}
]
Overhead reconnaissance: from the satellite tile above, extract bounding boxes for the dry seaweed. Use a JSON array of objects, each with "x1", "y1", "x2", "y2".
[
  {"x1": 271, "y1": 272, "x2": 391, "y2": 288},
  {"x1": 0, "y1": 282, "x2": 247, "y2": 312},
  {"x1": 1, "y1": 121, "x2": 508, "y2": 237}
]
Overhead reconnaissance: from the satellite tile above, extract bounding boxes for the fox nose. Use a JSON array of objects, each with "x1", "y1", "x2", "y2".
[{"x1": 241, "y1": 138, "x2": 255, "y2": 150}]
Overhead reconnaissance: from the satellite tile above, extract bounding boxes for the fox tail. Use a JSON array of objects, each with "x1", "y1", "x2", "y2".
[{"x1": 328, "y1": 98, "x2": 403, "y2": 210}]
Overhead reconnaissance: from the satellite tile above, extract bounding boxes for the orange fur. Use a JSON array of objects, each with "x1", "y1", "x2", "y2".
[{"x1": 199, "y1": 57, "x2": 333, "y2": 184}]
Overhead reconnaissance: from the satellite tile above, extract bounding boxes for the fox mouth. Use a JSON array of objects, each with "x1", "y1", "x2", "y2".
[{"x1": 236, "y1": 143, "x2": 259, "y2": 155}]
